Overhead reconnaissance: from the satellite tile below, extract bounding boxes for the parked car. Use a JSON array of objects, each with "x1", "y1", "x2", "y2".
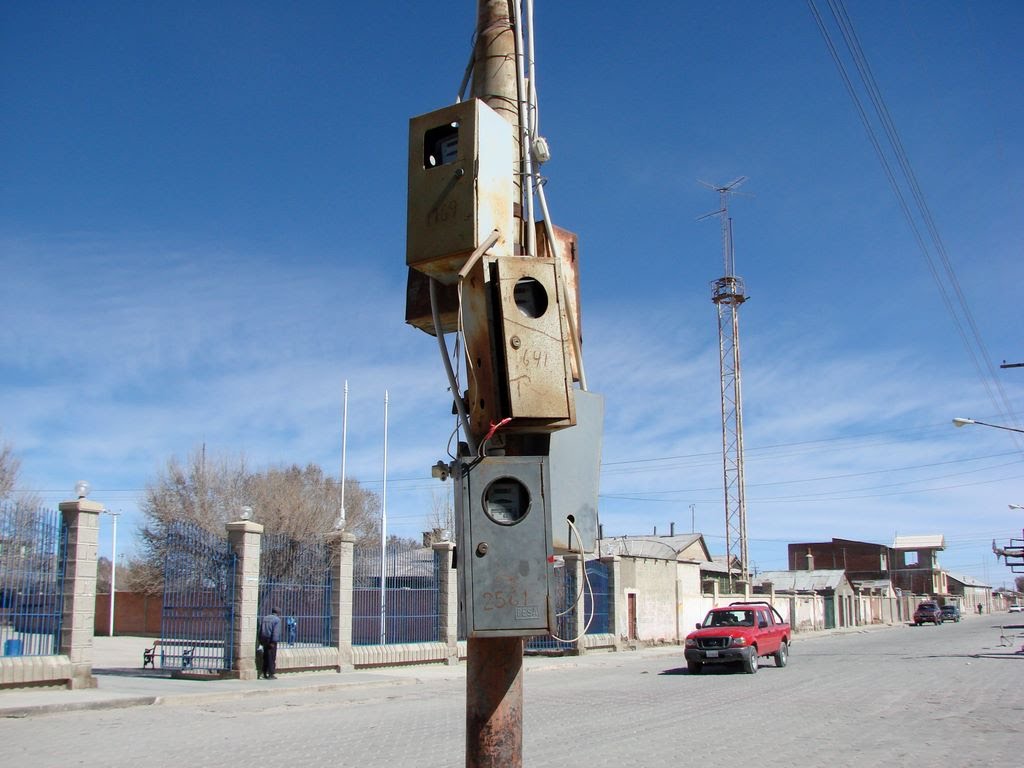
[
  {"x1": 940, "y1": 605, "x2": 961, "y2": 623},
  {"x1": 1009, "y1": 605, "x2": 1023, "y2": 613},
  {"x1": 684, "y1": 601, "x2": 791, "y2": 674},
  {"x1": 913, "y1": 601, "x2": 943, "y2": 625}
]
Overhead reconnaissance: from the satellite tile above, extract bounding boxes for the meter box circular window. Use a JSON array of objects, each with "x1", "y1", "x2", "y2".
[{"x1": 482, "y1": 476, "x2": 531, "y2": 526}]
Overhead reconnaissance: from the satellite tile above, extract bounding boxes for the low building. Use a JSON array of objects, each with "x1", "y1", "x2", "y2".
[
  {"x1": 755, "y1": 569, "x2": 857, "y2": 630},
  {"x1": 945, "y1": 571, "x2": 993, "y2": 615},
  {"x1": 599, "y1": 534, "x2": 712, "y2": 644},
  {"x1": 891, "y1": 534, "x2": 947, "y2": 597}
]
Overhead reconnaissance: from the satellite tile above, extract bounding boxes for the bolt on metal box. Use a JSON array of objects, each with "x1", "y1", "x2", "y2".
[
  {"x1": 456, "y1": 456, "x2": 555, "y2": 637},
  {"x1": 406, "y1": 100, "x2": 514, "y2": 283}
]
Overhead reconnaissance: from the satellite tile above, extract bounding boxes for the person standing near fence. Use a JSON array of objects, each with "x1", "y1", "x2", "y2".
[{"x1": 258, "y1": 607, "x2": 282, "y2": 679}]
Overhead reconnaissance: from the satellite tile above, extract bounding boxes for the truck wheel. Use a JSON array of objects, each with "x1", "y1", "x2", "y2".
[
  {"x1": 687, "y1": 660, "x2": 703, "y2": 675},
  {"x1": 742, "y1": 649, "x2": 758, "y2": 674},
  {"x1": 774, "y1": 641, "x2": 788, "y2": 668}
]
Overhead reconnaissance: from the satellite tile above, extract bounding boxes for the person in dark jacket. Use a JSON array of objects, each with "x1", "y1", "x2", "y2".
[{"x1": 258, "y1": 608, "x2": 282, "y2": 679}]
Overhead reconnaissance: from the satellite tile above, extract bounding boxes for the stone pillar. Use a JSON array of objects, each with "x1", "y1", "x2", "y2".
[
  {"x1": 58, "y1": 497, "x2": 103, "y2": 689},
  {"x1": 563, "y1": 554, "x2": 586, "y2": 654},
  {"x1": 327, "y1": 530, "x2": 356, "y2": 669},
  {"x1": 433, "y1": 541, "x2": 459, "y2": 664},
  {"x1": 709, "y1": 578, "x2": 720, "y2": 603},
  {"x1": 601, "y1": 555, "x2": 624, "y2": 651},
  {"x1": 226, "y1": 520, "x2": 263, "y2": 680},
  {"x1": 736, "y1": 579, "x2": 751, "y2": 601}
]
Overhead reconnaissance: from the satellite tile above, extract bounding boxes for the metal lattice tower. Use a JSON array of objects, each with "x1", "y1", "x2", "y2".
[{"x1": 701, "y1": 177, "x2": 750, "y2": 588}]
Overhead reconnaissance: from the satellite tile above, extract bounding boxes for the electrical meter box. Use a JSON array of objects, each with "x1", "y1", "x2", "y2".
[
  {"x1": 547, "y1": 390, "x2": 603, "y2": 554},
  {"x1": 406, "y1": 100, "x2": 514, "y2": 283},
  {"x1": 492, "y1": 255, "x2": 576, "y2": 429},
  {"x1": 456, "y1": 456, "x2": 555, "y2": 637}
]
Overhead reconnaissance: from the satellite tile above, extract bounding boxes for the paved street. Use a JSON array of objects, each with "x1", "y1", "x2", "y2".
[{"x1": 2, "y1": 618, "x2": 1021, "y2": 767}]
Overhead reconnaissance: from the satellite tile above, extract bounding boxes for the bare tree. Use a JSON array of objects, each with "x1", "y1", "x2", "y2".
[
  {"x1": 118, "y1": 554, "x2": 163, "y2": 597},
  {"x1": 0, "y1": 435, "x2": 41, "y2": 509},
  {"x1": 423, "y1": 487, "x2": 455, "y2": 545},
  {"x1": 137, "y1": 447, "x2": 383, "y2": 590},
  {"x1": 0, "y1": 441, "x2": 18, "y2": 499}
]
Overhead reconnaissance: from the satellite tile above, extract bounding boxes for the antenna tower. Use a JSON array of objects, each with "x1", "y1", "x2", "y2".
[{"x1": 700, "y1": 177, "x2": 750, "y2": 589}]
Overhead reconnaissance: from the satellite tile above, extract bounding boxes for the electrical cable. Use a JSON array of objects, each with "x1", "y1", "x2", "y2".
[
  {"x1": 429, "y1": 276, "x2": 477, "y2": 457},
  {"x1": 550, "y1": 517, "x2": 597, "y2": 643},
  {"x1": 807, "y1": 0, "x2": 1022, "y2": 450},
  {"x1": 827, "y1": 0, "x2": 1018, "y2": 436},
  {"x1": 511, "y1": 0, "x2": 537, "y2": 258}
]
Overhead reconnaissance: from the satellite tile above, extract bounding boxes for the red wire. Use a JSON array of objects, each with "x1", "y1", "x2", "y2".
[{"x1": 482, "y1": 417, "x2": 512, "y2": 445}]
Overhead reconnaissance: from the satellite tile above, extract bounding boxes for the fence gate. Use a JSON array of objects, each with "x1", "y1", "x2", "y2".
[
  {"x1": 160, "y1": 521, "x2": 236, "y2": 672},
  {"x1": 0, "y1": 504, "x2": 67, "y2": 658}
]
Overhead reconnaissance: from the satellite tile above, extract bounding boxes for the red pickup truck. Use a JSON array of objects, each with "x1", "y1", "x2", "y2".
[{"x1": 684, "y1": 601, "x2": 791, "y2": 674}]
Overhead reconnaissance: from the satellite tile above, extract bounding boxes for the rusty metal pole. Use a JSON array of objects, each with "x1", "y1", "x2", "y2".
[
  {"x1": 466, "y1": 3, "x2": 526, "y2": 768},
  {"x1": 466, "y1": 635, "x2": 524, "y2": 767},
  {"x1": 473, "y1": 0, "x2": 522, "y2": 249}
]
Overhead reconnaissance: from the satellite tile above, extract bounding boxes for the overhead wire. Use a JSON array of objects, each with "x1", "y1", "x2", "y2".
[{"x1": 806, "y1": 0, "x2": 1022, "y2": 451}]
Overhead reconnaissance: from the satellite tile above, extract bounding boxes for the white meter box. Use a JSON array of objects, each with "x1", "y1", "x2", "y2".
[
  {"x1": 406, "y1": 100, "x2": 514, "y2": 283},
  {"x1": 457, "y1": 456, "x2": 555, "y2": 637}
]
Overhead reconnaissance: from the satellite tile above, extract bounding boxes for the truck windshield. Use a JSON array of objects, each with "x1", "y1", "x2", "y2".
[{"x1": 706, "y1": 610, "x2": 754, "y2": 627}]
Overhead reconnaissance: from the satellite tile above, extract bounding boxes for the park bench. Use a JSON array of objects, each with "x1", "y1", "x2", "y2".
[{"x1": 142, "y1": 640, "x2": 214, "y2": 669}]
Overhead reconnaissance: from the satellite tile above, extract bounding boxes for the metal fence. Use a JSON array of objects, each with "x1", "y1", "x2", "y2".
[
  {"x1": 0, "y1": 503, "x2": 66, "y2": 657},
  {"x1": 526, "y1": 559, "x2": 612, "y2": 651},
  {"x1": 352, "y1": 545, "x2": 440, "y2": 645},
  {"x1": 259, "y1": 533, "x2": 332, "y2": 647},
  {"x1": 160, "y1": 521, "x2": 236, "y2": 671},
  {"x1": 584, "y1": 559, "x2": 611, "y2": 634},
  {"x1": 526, "y1": 564, "x2": 576, "y2": 652}
]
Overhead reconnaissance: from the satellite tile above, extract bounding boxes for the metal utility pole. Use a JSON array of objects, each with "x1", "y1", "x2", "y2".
[
  {"x1": 404, "y1": 4, "x2": 601, "y2": 766},
  {"x1": 701, "y1": 178, "x2": 750, "y2": 589},
  {"x1": 465, "y1": 4, "x2": 524, "y2": 767}
]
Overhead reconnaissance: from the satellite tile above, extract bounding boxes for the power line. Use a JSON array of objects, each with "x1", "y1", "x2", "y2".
[{"x1": 806, "y1": 0, "x2": 1022, "y2": 449}]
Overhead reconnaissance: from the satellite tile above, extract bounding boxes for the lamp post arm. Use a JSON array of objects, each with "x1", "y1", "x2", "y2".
[{"x1": 952, "y1": 417, "x2": 1024, "y2": 434}]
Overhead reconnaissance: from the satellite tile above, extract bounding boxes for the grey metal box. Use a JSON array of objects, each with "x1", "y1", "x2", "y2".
[
  {"x1": 456, "y1": 456, "x2": 555, "y2": 637},
  {"x1": 547, "y1": 390, "x2": 604, "y2": 554},
  {"x1": 406, "y1": 100, "x2": 514, "y2": 283}
]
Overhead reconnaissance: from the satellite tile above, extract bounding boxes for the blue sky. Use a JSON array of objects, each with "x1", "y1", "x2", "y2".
[{"x1": 2, "y1": 2, "x2": 1022, "y2": 588}]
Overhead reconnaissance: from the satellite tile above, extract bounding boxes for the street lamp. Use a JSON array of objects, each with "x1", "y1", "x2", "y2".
[{"x1": 952, "y1": 417, "x2": 1024, "y2": 434}]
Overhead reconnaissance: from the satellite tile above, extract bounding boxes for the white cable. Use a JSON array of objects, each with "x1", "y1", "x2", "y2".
[
  {"x1": 526, "y1": 0, "x2": 539, "y2": 136},
  {"x1": 511, "y1": 0, "x2": 536, "y2": 258},
  {"x1": 550, "y1": 518, "x2": 597, "y2": 644}
]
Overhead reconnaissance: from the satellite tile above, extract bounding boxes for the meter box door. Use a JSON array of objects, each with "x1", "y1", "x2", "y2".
[
  {"x1": 547, "y1": 390, "x2": 603, "y2": 555},
  {"x1": 493, "y1": 256, "x2": 576, "y2": 430},
  {"x1": 406, "y1": 100, "x2": 514, "y2": 283},
  {"x1": 457, "y1": 456, "x2": 555, "y2": 637}
]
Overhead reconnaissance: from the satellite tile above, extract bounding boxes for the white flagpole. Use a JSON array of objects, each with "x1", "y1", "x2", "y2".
[
  {"x1": 339, "y1": 379, "x2": 349, "y2": 529},
  {"x1": 380, "y1": 389, "x2": 389, "y2": 644}
]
